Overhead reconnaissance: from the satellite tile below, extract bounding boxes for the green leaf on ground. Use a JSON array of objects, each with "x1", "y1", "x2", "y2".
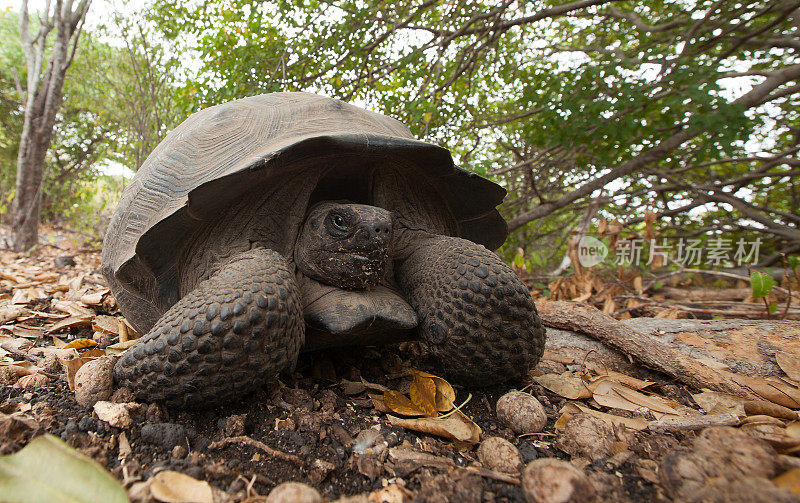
[
  {"x1": 0, "y1": 434, "x2": 127, "y2": 503},
  {"x1": 750, "y1": 271, "x2": 775, "y2": 299}
]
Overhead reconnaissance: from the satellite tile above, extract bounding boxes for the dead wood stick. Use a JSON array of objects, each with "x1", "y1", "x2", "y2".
[
  {"x1": 464, "y1": 466, "x2": 520, "y2": 484},
  {"x1": 647, "y1": 413, "x2": 740, "y2": 433},
  {"x1": 1, "y1": 343, "x2": 43, "y2": 364},
  {"x1": 207, "y1": 436, "x2": 306, "y2": 468},
  {"x1": 536, "y1": 301, "x2": 761, "y2": 400}
]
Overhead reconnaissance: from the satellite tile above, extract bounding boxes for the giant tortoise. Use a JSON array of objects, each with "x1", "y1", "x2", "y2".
[{"x1": 102, "y1": 92, "x2": 545, "y2": 407}]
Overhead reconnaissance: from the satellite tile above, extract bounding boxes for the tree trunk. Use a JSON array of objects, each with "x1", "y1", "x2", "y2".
[
  {"x1": 11, "y1": 0, "x2": 91, "y2": 251},
  {"x1": 12, "y1": 115, "x2": 53, "y2": 250}
]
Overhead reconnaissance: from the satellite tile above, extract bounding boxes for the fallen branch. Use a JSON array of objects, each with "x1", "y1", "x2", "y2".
[
  {"x1": 465, "y1": 466, "x2": 520, "y2": 484},
  {"x1": 1, "y1": 342, "x2": 42, "y2": 364},
  {"x1": 207, "y1": 436, "x2": 306, "y2": 468},
  {"x1": 647, "y1": 413, "x2": 740, "y2": 433},
  {"x1": 646, "y1": 268, "x2": 800, "y2": 300},
  {"x1": 536, "y1": 301, "x2": 761, "y2": 399}
]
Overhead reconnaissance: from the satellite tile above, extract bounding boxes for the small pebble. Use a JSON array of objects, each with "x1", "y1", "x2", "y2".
[
  {"x1": 225, "y1": 414, "x2": 247, "y2": 436},
  {"x1": 353, "y1": 428, "x2": 382, "y2": 454},
  {"x1": 478, "y1": 437, "x2": 523, "y2": 473},
  {"x1": 54, "y1": 255, "x2": 76, "y2": 268},
  {"x1": 266, "y1": 481, "x2": 322, "y2": 503},
  {"x1": 518, "y1": 441, "x2": 539, "y2": 463},
  {"x1": 496, "y1": 391, "x2": 547, "y2": 434},
  {"x1": 74, "y1": 357, "x2": 115, "y2": 407},
  {"x1": 93, "y1": 401, "x2": 135, "y2": 428},
  {"x1": 555, "y1": 414, "x2": 614, "y2": 462},
  {"x1": 523, "y1": 458, "x2": 596, "y2": 503},
  {"x1": 171, "y1": 445, "x2": 188, "y2": 459}
]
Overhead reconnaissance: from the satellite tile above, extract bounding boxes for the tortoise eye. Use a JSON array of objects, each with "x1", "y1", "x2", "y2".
[{"x1": 331, "y1": 214, "x2": 348, "y2": 231}]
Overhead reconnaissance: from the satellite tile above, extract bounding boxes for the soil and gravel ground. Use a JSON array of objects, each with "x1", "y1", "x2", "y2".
[{"x1": 2, "y1": 229, "x2": 799, "y2": 502}]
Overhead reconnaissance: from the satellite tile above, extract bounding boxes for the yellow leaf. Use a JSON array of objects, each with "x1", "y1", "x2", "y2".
[
  {"x1": 412, "y1": 370, "x2": 455, "y2": 411},
  {"x1": 383, "y1": 390, "x2": 426, "y2": 417},
  {"x1": 774, "y1": 468, "x2": 800, "y2": 496},
  {"x1": 409, "y1": 373, "x2": 438, "y2": 417},
  {"x1": 63, "y1": 338, "x2": 98, "y2": 350}
]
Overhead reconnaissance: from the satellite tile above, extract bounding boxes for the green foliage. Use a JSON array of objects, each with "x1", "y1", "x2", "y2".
[
  {"x1": 0, "y1": 434, "x2": 128, "y2": 503},
  {"x1": 750, "y1": 271, "x2": 775, "y2": 299},
  {"x1": 0, "y1": 7, "x2": 185, "y2": 232},
  {"x1": 146, "y1": 0, "x2": 799, "y2": 269}
]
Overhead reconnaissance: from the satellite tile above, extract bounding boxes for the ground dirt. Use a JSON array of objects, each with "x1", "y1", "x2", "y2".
[{"x1": 1, "y1": 228, "x2": 798, "y2": 502}]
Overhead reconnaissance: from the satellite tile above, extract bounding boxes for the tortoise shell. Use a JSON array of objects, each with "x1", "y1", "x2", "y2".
[{"x1": 101, "y1": 92, "x2": 508, "y2": 335}]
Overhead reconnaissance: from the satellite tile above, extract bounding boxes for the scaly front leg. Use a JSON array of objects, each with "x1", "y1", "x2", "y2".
[
  {"x1": 114, "y1": 249, "x2": 304, "y2": 408},
  {"x1": 398, "y1": 236, "x2": 545, "y2": 385}
]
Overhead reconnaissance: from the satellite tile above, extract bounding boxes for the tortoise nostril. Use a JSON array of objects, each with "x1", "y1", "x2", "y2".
[{"x1": 367, "y1": 221, "x2": 392, "y2": 239}]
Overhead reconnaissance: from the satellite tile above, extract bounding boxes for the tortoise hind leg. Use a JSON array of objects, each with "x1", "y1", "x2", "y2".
[
  {"x1": 113, "y1": 249, "x2": 304, "y2": 408},
  {"x1": 398, "y1": 236, "x2": 545, "y2": 386}
]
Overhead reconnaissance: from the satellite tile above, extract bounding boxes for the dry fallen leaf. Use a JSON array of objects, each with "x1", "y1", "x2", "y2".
[
  {"x1": 62, "y1": 338, "x2": 98, "y2": 350},
  {"x1": 387, "y1": 409, "x2": 481, "y2": 443},
  {"x1": 0, "y1": 306, "x2": 25, "y2": 324},
  {"x1": 149, "y1": 470, "x2": 214, "y2": 503},
  {"x1": 64, "y1": 357, "x2": 95, "y2": 391},
  {"x1": 9, "y1": 325, "x2": 44, "y2": 339},
  {"x1": 80, "y1": 289, "x2": 110, "y2": 306},
  {"x1": 118, "y1": 431, "x2": 132, "y2": 460},
  {"x1": 118, "y1": 318, "x2": 140, "y2": 342},
  {"x1": 557, "y1": 402, "x2": 647, "y2": 431},
  {"x1": 740, "y1": 421, "x2": 800, "y2": 451},
  {"x1": 586, "y1": 369, "x2": 654, "y2": 390},
  {"x1": 534, "y1": 373, "x2": 593, "y2": 400},
  {"x1": 0, "y1": 360, "x2": 38, "y2": 377},
  {"x1": 774, "y1": 467, "x2": 800, "y2": 497},
  {"x1": 413, "y1": 369, "x2": 456, "y2": 411},
  {"x1": 744, "y1": 400, "x2": 798, "y2": 420},
  {"x1": 729, "y1": 373, "x2": 800, "y2": 409},
  {"x1": 776, "y1": 351, "x2": 800, "y2": 382},
  {"x1": 105, "y1": 339, "x2": 136, "y2": 356},
  {"x1": 92, "y1": 315, "x2": 120, "y2": 335},
  {"x1": 45, "y1": 315, "x2": 93, "y2": 334},
  {"x1": 383, "y1": 390, "x2": 426, "y2": 417},
  {"x1": 593, "y1": 381, "x2": 680, "y2": 418},
  {"x1": 409, "y1": 372, "x2": 438, "y2": 417},
  {"x1": 51, "y1": 300, "x2": 95, "y2": 318},
  {"x1": 692, "y1": 390, "x2": 747, "y2": 416}
]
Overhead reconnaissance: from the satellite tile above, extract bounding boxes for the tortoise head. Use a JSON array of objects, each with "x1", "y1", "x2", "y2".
[{"x1": 294, "y1": 201, "x2": 392, "y2": 289}]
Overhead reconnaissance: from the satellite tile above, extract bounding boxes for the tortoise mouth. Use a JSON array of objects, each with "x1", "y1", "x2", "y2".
[{"x1": 330, "y1": 249, "x2": 388, "y2": 289}]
